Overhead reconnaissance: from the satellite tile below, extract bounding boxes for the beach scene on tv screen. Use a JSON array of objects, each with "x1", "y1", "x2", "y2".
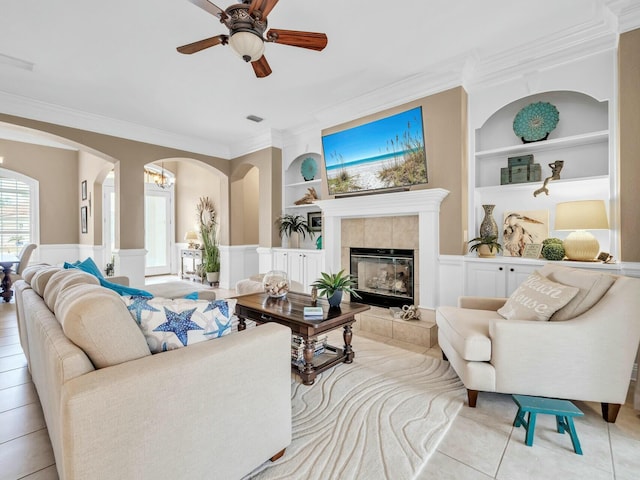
[{"x1": 322, "y1": 106, "x2": 428, "y2": 195}]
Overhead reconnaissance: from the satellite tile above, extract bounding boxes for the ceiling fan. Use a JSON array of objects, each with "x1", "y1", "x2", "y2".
[{"x1": 177, "y1": 0, "x2": 328, "y2": 78}]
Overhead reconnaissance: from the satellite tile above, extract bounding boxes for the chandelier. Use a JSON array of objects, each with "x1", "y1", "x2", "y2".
[{"x1": 144, "y1": 162, "x2": 173, "y2": 189}]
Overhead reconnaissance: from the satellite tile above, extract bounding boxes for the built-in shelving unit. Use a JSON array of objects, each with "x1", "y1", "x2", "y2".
[{"x1": 471, "y1": 90, "x2": 612, "y2": 256}]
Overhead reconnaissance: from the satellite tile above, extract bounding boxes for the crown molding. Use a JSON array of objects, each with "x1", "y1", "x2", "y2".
[
  {"x1": 0, "y1": 90, "x2": 232, "y2": 159},
  {"x1": 229, "y1": 129, "x2": 284, "y2": 158},
  {"x1": 605, "y1": 0, "x2": 640, "y2": 32}
]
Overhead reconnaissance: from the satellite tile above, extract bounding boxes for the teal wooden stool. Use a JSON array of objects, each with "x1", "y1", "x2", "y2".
[{"x1": 512, "y1": 394, "x2": 584, "y2": 455}]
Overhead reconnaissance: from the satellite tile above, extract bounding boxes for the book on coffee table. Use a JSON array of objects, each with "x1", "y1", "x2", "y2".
[{"x1": 303, "y1": 306, "x2": 324, "y2": 319}]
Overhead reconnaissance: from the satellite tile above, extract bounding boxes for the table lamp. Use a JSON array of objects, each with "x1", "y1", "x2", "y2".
[
  {"x1": 554, "y1": 200, "x2": 609, "y2": 261},
  {"x1": 184, "y1": 231, "x2": 198, "y2": 249}
]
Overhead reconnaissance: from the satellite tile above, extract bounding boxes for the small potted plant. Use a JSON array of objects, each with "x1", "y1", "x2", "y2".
[
  {"x1": 277, "y1": 213, "x2": 314, "y2": 248},
  {"x1": 468, "y1": 235, "x2": 503, "y2": 258},
  {"x1": 311, "y1": 270, "x2": 361, "y2": 308}
]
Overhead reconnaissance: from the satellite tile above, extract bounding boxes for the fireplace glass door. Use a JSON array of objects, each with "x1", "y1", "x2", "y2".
[{"x1": 350, "y1": 248, "x2": 414, "y2": 308}]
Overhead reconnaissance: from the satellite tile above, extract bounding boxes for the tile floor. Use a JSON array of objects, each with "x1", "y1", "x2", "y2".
[{"x1": 1, "y1": 277, "x2": 638, "y2": 479}]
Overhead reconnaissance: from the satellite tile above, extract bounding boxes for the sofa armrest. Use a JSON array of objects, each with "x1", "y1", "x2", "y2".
[
  {"x1": 61, "y1": 323, "x2": 292, "y2": 480},
  {"x1": 457, "y1": 296, "x2": 507, "y2": 311}
]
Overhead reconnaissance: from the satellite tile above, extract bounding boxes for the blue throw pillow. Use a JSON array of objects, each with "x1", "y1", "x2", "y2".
[{"x1": 65, "y1": 257, "x2": 153, "y2": 298}]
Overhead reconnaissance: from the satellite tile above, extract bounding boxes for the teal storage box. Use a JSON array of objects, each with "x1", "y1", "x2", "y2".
[{"x1": 508, "y1": 154, "x2": 534, "y2": 168}]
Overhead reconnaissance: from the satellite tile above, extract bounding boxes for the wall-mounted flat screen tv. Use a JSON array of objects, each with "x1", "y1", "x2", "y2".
[{"x1": 321, "y1": 106, "x2": 428, "y2": 196}]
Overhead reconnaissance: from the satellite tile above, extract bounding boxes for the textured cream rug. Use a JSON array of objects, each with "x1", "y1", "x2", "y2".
[{"x1": 247, "y1": 334, "x2": 465, "y2": 480}]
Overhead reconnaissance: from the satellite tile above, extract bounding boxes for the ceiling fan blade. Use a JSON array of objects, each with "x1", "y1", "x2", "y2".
[
  {"x1": 177, "y1": 35, "x2": 228, "y2": 54},
  {"x1": 188, "y1": 0, "x2": 227, "y2": 21},
  {"x1": 260, "y1": 0, "x2": 280, "y2": 19},
  {"x1": 265, "y1": 29, "x2": 328, "y2": 51},
  {"x1": 251, "y1": 55, "x2": 272, "y2": 78}
]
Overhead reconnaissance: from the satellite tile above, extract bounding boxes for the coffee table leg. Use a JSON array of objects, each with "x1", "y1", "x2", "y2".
[
  {"x1": 1, "y1": 269, "x2": 12, "y2": 303},
  {"x1": 238, "y1": 316, "x2": 246, "y2": 331},
  {"x1": 302, "y1": 339, "x2": 316, "y2": 385},
  {"x1": 343, "y1": 324, "x2": 354, "y2": 363}
]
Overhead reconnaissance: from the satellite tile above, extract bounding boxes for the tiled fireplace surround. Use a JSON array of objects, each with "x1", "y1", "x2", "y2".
[{"x1": 315, "y1": 189, "x2": 449, "y2": 348}]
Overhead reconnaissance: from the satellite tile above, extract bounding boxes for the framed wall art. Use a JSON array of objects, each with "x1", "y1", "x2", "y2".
[
  {"x1": 502, "y1": 210, "x2": 549, "y2": 257},
  {"x1": 307, "y1": 211, "x2": 322, "y2": 232},
  {"x1": 81, "y1": 206, "x2": 88, "y2": 234},
  {"x1": 81, "y1": 180, "x2": 87, "y2": 201}
]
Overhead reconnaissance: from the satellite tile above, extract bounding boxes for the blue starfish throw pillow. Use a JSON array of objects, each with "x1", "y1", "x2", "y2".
[{"x1": 120, "y1": 296, "x2": 237, "y2": 353}]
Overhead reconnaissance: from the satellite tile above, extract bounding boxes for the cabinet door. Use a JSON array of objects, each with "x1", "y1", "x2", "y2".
[
  {"x1": 303, "y1": 252, "x2": 324, "y2": 294},
  {"x1": 287, "y1": 252, "x2": 306, "y2": 286},
  {"x1": 505, "y1": 264, "x2": 538, "y2": 296},
  {"x1": 273, "y1": 251, "x2": 289, "y2": 272},
  {"x1": 465, "y1": 262, "x2": 507, "y2": 298}
]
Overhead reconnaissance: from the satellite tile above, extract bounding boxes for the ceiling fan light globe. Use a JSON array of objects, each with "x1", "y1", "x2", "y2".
[{"x1": 229, "y1": 31, "x2": 265, "y2": 62}]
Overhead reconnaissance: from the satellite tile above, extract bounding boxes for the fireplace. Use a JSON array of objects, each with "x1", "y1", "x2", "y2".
[
  {"x1": 350, "y1": 247, "x2": 414, "y2": 308},
  {"x1": 315, "y1": 188, "x2": 449, "y2": 309}
]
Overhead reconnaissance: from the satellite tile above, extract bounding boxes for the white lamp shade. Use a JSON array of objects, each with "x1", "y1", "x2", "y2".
[
  {"x1": 555, "y1": 200, "x2": 609, "y2": 261},
  {"x1": 554, "y1": 200, "x2": 609, "y2": 231},
  {"x1": 229, "y1": 31, "x2": 265, "y2": 62},
  {"x1": 184, "y1": 231, "x2": 198, "y2": 241}
]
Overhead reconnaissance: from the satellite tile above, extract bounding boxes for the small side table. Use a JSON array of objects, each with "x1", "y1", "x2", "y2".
[{"x1": 512, "y1": 394, "x2": 584, "y2": 455}]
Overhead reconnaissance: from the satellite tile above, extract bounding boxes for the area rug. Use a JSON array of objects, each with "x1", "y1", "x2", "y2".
[{"x1": 246, "y1": 334, "x2": 465, "y2": 480}]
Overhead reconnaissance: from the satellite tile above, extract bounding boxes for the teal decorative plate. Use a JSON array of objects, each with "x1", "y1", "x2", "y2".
[
  {"x1": 513, "y1": 102, "x2": 559, "y2": 143},
  {"x1": 300, "y1": 157, "x2": 318, "y2": 181}
]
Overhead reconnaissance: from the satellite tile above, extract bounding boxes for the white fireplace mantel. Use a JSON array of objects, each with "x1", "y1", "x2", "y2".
[{"x1": 315, "y1": 188, "x2": 450, "y2": 309}]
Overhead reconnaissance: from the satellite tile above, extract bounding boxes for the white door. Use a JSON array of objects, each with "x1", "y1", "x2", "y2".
[{"x1": 145, "y1": 186, "x2": 173, "y2": 276}]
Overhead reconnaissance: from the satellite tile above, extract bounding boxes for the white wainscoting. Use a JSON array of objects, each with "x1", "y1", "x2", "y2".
[
  {"x1": 438, "y1": 255, "x2": 465, "y2": 307},
  {"x1": 219, "y1": 245, "x2": 259, "y2": 290}
]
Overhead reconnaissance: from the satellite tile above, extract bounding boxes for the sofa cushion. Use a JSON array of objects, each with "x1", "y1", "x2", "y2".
[
  {"x1": 497, "y1": 270, "x2": 579, "y2": 321},
  {"x1": 43, "y1": 269, "x2": 100, "y2": 312},
  {"x1": 22, "y1": 263, "x2": 51, "y2": 284},
  {"x1": 436, "y1": 306, "x2": 501, "y2": 361},
  {"x1": 121, "y1": 296, "x2": 237, "y2": 353},
  {"x1": 64, "y1": 257, "x2": 153, "y2": 297},
  {"x1": 55, "y1": 283, "x2": 151, "y2": 368},
  {"x1": 538, "y1": 264, "x2": 616, "y2": 321},
  {"x1": 30, "y1": 267, "x2": 63, "y2": 297}
]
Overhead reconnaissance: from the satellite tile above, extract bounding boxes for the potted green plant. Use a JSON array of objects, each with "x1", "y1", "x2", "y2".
[
  {"x1": 277, "y1": 213, "x2": 314, "y2": 248},
  {"x1": 197, "y1": 196, "x2": 220, "y2": 283},
  {"x1": 311, "y1": 270, "x2": 361, "y2": 307},
  {"x1": 468, "y1": 235, "x2": 503, "y2": 258}
]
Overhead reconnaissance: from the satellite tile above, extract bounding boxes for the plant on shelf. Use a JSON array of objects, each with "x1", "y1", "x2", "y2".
[
  {"x1": 468, "y1": 235, "x2": 503, "y2": 258},
  {"x1": 197, "y1": 196, "x2": 220, "y2": 283},
  {"x1": 277, "y1": 213, "x2": 314, "y2": 248},
  {"x1": 311, "y1": 269, "x2": 361, "y2": 308}
]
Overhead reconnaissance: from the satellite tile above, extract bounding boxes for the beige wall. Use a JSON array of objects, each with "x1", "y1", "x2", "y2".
[
  {"x1": 78, "y1": 151, "x2": 112, "y2": 245},
  {"x1": 321, "y1": 87, "x2": 468, "y2": 255},
  {"x1": 0, "y1": 114, "x2": 229, "y2": 250},
  {"x1": 618, "y1": 28, "x2": 640, "y2": 262},
  {"x1": 231, "y1": 147, "x2": 282, "y2": 247},
  {"x1": 0, "y1": 139, "x2": 78, "y2": 245},
  {"x1": 230, "y1": 166, "x2": 260, "y2": 245},
  {"x1": 172, "y1": 160, "x2": 226, "y2": 244}
]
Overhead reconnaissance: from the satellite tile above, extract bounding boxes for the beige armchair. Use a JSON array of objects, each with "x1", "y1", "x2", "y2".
[{"x1": 436, "y1": 264, "x2": 640, "y2": 423}]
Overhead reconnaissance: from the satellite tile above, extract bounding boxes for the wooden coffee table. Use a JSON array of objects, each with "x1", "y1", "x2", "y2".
[{"x1": 234, "y1": 291, "x2": 370, "y2": 385}]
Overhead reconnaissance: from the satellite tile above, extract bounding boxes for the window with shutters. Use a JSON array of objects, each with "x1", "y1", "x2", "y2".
[{"x1": 0, "y1": 169, "x2": 38, "y2": 255}]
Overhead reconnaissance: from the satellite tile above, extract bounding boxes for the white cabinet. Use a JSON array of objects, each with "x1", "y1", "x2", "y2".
[
  {"x1": 272, "y1": 248, "x2": 325, "y2": 294},
  {"x1": 465, "y1": 258, "x2": 543, "y2": 298}
]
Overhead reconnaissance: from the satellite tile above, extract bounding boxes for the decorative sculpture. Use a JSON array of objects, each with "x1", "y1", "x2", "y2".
[
  {"x1": 533, "y1": 160, "x2": 564, "y2": 197},
  {"x1": 294, "y1": 187, "x2": 319, "y2": 205},
  {"x1": 401, "y1": 304, "x2": 421, "y2": 321}
]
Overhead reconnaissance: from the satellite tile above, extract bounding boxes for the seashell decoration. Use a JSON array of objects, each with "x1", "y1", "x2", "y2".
[{"x1": 263, "y1": 270, "x2": 290, "y2": 298}]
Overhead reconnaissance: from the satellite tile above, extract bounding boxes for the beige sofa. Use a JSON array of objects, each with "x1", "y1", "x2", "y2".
[
  {"x1": 15, "y1": 266, "x2": 292, "y2": 480},
  {"x1": 436, "y1": 263, "x2": 640, "y2": 423}
]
